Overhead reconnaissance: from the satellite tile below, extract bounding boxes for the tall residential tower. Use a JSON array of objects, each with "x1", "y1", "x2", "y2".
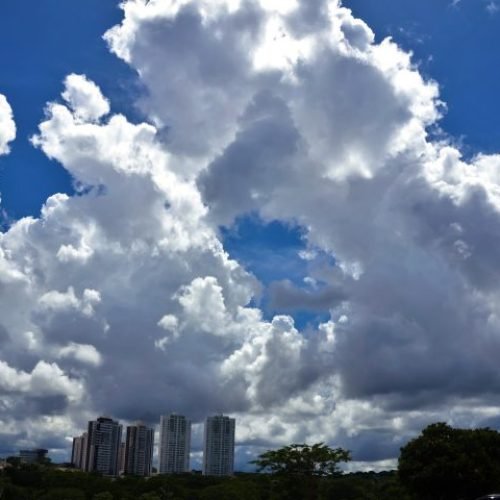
[
  {"x1": 202, "y1": 415, "x2": 235, "y2": 476},
  {"x1": 85, "y1": 416, "x2": 122, "y2": 476},
  {"x1": 124, "y1": 423, "x2": 154, "y2": 476},
  {"x1": 71, "y1": 432, "x2": 88, "y2": 469},
  {"x1": 159, "y1": 414, "x2": 191, "y2": 473}
]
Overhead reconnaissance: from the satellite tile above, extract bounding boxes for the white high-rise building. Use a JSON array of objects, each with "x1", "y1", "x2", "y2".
[
  {"x1": 203, "y1": 415, "x2": 235, "y2": 476},
  {"x1": 159, "y1": 414, "x2": 191, "y2": 474}
]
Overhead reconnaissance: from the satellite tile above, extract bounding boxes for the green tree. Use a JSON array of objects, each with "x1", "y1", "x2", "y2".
[
  {"x1": 6, "y1": 463, "x2": 43, "y2": 488},
  {"x1": 5, "y1": 456, "x2": 21, "y2": 467},
  {"x1": 399, "y1": 422, "x2": 500, "y2": 500},
  {"x1": 252, "y1": 442, "x2": 351, "y2": 476},
  {"x1": 38, "y1": 488, "x2": 86, "y2": 500},
  {"x1": 92, "y1": 492, "x2": 114, "y2": 500},
  {"x1": 199, "y1": 478, "x2": 262, "y2": 500},
  {"x1": 137, "y1": 493, "x2": 161, "y2": 500},
  {"x1": 252, "y1": 442, "x2": 351, "y2": 500}
]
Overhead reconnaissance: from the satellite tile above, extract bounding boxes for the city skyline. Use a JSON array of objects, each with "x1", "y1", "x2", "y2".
[{"x1": 70, "y1": 414, "x2": 235, "y2": 476}]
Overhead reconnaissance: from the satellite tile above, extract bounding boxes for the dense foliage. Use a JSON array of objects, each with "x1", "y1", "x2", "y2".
[
  {"x1": 0, "y1": 463, "x2": 409, "y2": 500},
  {"x1": 11, "y1": 423, "x2": 500, "y2": 500},
  {"x1": 399, "y1": 422, "x2": 500, "y2": 500},
  {"x1": 251, "y1": 443, "x2": 351, "y2": 477},
  {"x1": 250, "y1": 443, "x2": 352, "y2": 499}
]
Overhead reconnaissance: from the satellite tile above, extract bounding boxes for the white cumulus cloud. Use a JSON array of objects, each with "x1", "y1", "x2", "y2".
[
  {"x1": 61, "y1": 74, "x2": 110, "y2": 123},
  {"x1": 0, "y1": 94, "x2": 16, "y2": 155},
  {"x1": 3, "y1": 0, "x2": 500, "y2": 468}
]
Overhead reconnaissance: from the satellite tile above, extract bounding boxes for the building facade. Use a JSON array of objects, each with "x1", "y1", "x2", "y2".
[
  {"x1": 71, "y1": 433, "x2": 88, "y2": 469},
  {"x1": 19, "y1": 448, "x2": 48, "y2": 464},
  {"x1": 118, "y1": 442, "x2": 126, "y2": 475},
  {"x1": 123, "y1": 423, "x2": 154, "y2": 476},
  {"x1": 202, "y1": 415, "x2": 235, "y2": 476},
  {"x1": 159, "y1": 414, "x2": 191, "y2": 474},
  {"x1": 85, "y1": 417, "x2": 122, "y2": 476}
]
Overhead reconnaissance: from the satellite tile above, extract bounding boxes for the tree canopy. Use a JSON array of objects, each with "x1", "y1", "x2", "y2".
[
  {"x1": 251, "y1": 442, "x2": 351, "y2": 476},
  {"x1": 0, "y1": 460, "x2": 408, "y2": 500},
  {"x1": 398, "y1": 422, "x2": 500, "y2": 500}
]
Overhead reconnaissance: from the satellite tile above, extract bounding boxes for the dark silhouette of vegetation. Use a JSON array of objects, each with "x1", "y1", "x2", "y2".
[
  {"x1": 251, "y1": 442, "x2": 351, "y2": 476},
  {"x1": 0, "y1": 460, "x2": 408, "y2": 499},
  {"x1": 9, "y1": 424, "x2": 500, "y2": 500},
  {"x1": 399, "y1": 422, "x2": 500, "y2": 500}
]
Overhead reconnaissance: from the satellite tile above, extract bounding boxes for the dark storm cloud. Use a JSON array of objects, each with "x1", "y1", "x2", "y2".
[
  {"x1": 339, "y1": 429, "x2": 408, "y2": 463},
  {"x1": 18, "y1": 395, "x2": 70, "y2": 416},
  {"x1": 268, "y1": 279, "x2": 347, "y2": 312}
]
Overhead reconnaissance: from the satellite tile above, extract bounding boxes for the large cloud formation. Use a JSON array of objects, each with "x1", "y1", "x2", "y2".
[{"x1": 1, "y1": 0, "x2": 500, "y2": 469}]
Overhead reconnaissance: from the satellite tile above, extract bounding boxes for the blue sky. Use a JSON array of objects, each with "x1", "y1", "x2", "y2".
[
  {"x1": 0, "y1": 0, "x2": 136, "y2": 220},
  {"x1": 346, "y1": 0, "x2": 500, "y2": 154},
  {"x1": 2, "y1": 0, "x2": 500, "y2": 470}
]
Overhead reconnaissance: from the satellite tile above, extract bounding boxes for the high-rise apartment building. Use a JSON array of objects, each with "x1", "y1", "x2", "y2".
[
  {"x1": 85, "y1": 417, "x2": 122, "y2": 476},
  {"x1": 159, "y1": 414, "x2": 191, "y2": 474},
  {"x1": 124, "y1": 423, "x2": 154, "y2": 476},
  {"x1": 71, "y1": 432, "x2": 88, "y2": 469},
  {"x1": 202, "y1": 415, "x2": 235, "y2": 476},
  {"x1": 118, "y1": 442, "x2": 126, "y2": 475}
]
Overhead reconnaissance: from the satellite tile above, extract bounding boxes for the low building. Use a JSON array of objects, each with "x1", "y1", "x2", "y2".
[{"x1": 19, "y1": 448, "x2": 48, "y2": 464}]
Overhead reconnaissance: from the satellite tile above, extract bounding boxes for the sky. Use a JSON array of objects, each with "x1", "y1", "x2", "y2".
[{"x1": 1, "y1": 0, "x2": 500, "y2": 471}]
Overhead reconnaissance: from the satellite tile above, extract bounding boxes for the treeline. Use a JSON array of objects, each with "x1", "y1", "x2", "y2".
[
  {"x1": 4, "y1": 421, "x2": 500, "y2": 499},
  {"x1": 0, "y1": 466, "x2": 408, "y2": 500}
]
